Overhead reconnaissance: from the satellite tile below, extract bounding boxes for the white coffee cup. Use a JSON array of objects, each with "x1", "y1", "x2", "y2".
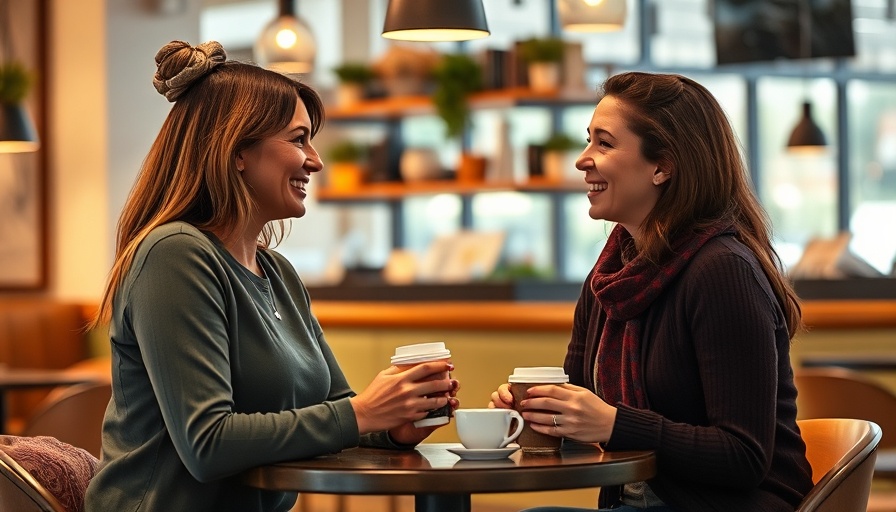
[
  {"x1": 455, "y1": 408, "x2": 524, "y2": 449},
  {"x1": 391, "y1": 342, "x2": 453, "y2": 428}
]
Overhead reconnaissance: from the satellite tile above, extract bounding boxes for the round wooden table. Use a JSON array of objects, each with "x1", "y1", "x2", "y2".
[{"x1": 241, "y1": 442, "x2": 657, "y2": 512}]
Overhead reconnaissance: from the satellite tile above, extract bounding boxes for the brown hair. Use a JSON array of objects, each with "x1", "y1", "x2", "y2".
[
  {"x1": 600, "y1": 71, "x2": 802, "y2": 336},
  {"x1": 91, "y1": 42, "x2": 325, "y2": 328}
]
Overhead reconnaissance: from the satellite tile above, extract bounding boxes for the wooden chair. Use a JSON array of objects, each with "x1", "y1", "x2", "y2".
[
  {"x1": 796, "y1": 418, "x2": 881, "y2": 512},
  {"x1": 795, "y1": 367, "x2": 896, "y2": 472},
  {"x1": 20, "y1": 381, "x2": 111, "y2": 459},
  {"x1": 794, "y1": 366, "x2": 896, "y2": 511}
]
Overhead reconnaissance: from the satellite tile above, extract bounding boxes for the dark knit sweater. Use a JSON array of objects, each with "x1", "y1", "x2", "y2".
[{"x1": 566, "y1": 235, "x2": 813, "y2": 512}]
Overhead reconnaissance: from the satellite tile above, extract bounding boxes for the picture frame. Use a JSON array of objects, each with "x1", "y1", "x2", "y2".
[{"x1": 0, "y1": 0, "x2": 47, "y2": 290}]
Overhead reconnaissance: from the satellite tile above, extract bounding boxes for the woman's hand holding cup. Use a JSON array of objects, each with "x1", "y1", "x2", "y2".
[{"x1": 351, "y1": 342, "x2": 459, "y2": 444}]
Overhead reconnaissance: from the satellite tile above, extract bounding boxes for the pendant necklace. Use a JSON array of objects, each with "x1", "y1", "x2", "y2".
[
  {"x1": 260, "y1": 283, "x2": 282, "y2": 321},
  {"x1": 251, "y1": 264, "x2": 281, "y2": 321}
]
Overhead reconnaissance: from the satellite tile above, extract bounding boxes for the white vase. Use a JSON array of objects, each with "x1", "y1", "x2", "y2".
[
  {"x1": 528, "y1": 62, "x2": 561, "y2": 92},
  {"x1": 541, "y1": 150, "x2": 579, "y2": 182},
  {"x1": 336, "y1": 84, "x2": 364, "y2": 107},
  {"x1": 400, "y1": 148, "x2": 442, "y2": 182}
]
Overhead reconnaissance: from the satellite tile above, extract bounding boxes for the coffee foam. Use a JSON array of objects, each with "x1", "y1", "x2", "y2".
[{"x1": 508, "y1": 366, "x2": 569, "y2": 383}]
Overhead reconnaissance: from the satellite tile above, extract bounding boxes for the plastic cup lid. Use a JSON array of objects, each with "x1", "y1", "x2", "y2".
[
  {"x1": 390, "y1": 342, "x2": 451, "y2": 365},
  {"x1": 508, "y1": 366, "x2": 569, "y2": 383}
]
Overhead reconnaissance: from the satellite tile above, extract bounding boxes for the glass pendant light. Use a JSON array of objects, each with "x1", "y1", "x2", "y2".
[
  {"x1": 254, "y1": 0, "x2": 316, "y2": 74},
  {"x1": 382, "y1": 0, "x2": 490, "y2": 42},
  {"x1": 558, "y1": 0, "x2": 627, "y2": 32}
]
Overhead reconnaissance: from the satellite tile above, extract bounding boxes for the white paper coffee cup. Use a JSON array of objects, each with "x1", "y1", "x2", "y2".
[
  {"x1": 390, "y1": 342, "x2": 451, "y2": 366},
  {"x1": 391, "y1": 342, "x2": 452, "y2": 428},
  {"x1": 508, "y1": 366, "x2": 569, "y2": 384},
  {"x1": 508, "y1": 366, "x2": 569, "y2": 452}
]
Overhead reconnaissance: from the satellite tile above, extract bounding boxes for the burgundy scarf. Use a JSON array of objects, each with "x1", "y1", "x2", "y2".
[{"x1": 591, "y1": 222, "x2": 733, "y2": 408}]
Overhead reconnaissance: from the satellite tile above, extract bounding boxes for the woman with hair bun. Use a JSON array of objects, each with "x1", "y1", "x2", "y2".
[{"x1": 84, "y1": 41, "x2": 458, "y2": 512}]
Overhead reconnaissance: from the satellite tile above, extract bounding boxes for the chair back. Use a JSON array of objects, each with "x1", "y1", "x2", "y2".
[
  {"x1": 795, "y1": 367, "x2": 896, "y2": 450},
  {"x1": 795, "y1": 366, "x2": 896, "y2": 484},
  {"x1": 21, "y1": 382, "x2": 111, "y2": 459},
  {"x1": 796, "y1": 418, "x2": 881, "y2": 512},
  {"x1": 0, "y1": 436, "x2": 98, "y2": 512},
  {"x1": 0, "y1": 446, "x2": 66, "y2": 511}
]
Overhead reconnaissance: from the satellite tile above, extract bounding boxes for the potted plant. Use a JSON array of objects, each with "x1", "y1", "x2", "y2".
[
  {"x1": 540, "y1": 132, "x2": 581, "y2": 182},
  {"x1": 326, "y1": 140, "x2": 368, "y2": 191},
  {"x1": 332, "y1": 62, "x2": 376, "y2": 107},
  {"x1": 431, "y1": 54, "x2": 486, "y2": 182},
  {"x1": 518, "y1": 37, "x2": 565, "y2": 92},
  {"x1": 372, "y1": 45, "x2": 440, "y2": 97}
]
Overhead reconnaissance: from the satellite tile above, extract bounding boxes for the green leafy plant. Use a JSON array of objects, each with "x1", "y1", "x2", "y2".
[
  {"x1": 333, "y1": 62, "x2": 376, "y2": 85},
  {"x1": 0, "y1": 62, "x2": 32, "y2": 104},
  {"x1": 432, "y1": 54, "x2": 482, "y2": 140},
  {"x1": 541, "y1": 132, "x2": 581, "y2": 153},
  {"x1": 519, "y1": 38, "x2": 565, "y2": 64},
  {"x1": 328, "y1": 140, "x2": 367, "y2": 163}
]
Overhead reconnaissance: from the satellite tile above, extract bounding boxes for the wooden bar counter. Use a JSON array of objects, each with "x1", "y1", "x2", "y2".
[{"x1": 312, "y1": 299, "x2": 896, "y2": 331}]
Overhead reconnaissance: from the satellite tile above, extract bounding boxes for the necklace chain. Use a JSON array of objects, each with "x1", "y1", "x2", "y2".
[
  {"x1": 259, "y1": 283, "x2": 282, "y2": 321},
  {"x1": 249, "y1": 271, "x2": 281, "y2": 321}
]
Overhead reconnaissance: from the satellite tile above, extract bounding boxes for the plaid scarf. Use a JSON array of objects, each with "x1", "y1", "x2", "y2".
[{"x1": 591, "y1": 222, "x2": 733, "y2": 408}]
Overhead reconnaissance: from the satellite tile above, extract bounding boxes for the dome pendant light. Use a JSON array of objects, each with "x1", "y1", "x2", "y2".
[
  {"x1": 382, "y1": 0, "x2": 490, "y2": 42},
  {"x1": 558, "y1": 0, "x2": 627, "y2": 32},
  {"x1": 254, "y1": 0, "x2": 316, "y2": 74},
  {"x1": 786, "y1": 0, "x2": 826, "y2": 154},
  {"x1": 787, "y1": 101, "x2": 827, "y2": 153}
]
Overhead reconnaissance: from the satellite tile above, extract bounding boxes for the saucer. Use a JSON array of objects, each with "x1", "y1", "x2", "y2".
[{"x1": 446, "y1": 444, "x2": 520, "y2": 461}]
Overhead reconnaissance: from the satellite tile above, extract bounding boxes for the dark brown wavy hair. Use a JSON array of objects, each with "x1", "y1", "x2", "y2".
[{"x1": 600, "y1": 71, "x2": 801, "y2": 337}]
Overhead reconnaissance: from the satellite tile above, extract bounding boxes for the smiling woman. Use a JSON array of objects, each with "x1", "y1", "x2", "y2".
[
  {"x1": 82, "y1": 40, "x2": 460, "y2": 512},
  {"x1": 490, "y1": 71, "x2": 813, "y2": 512}
]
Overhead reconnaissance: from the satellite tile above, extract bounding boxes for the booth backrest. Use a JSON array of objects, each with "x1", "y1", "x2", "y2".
[{"x1": 0, "y1": 300, "x2": 92, "y2": 426}]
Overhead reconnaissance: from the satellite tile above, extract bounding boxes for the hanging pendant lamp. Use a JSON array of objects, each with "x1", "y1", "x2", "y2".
[
  {"x1": 786, "y1": 101, "x2": 827, "y2": 153},
  {"x1": 254, "y1": 0, "x2": 316, "y2": 74},
  {"x1": 0, "y1": 103, "x2": 39, "y2": 153},
  {"x1": 382, "y1": 0, "x2": 490, "y2": 42},
  {"x1": 786, "y1": 0, "x2": 827, "y2": 154},
  {"x1": 558, "y1": 0, "x2": 627, "y2": 32}
]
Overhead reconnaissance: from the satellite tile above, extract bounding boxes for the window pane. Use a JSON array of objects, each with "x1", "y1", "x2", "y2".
[
  {"x1": 402, "y1": 195, "x2": 463, "y2": 255},
  {"x1": 562, "y1": 194, "x2": 611, "y2": 282},
  {"x1": 652, "y1": 0, "x2": 715, "y2": 68},
  {"x1": 847, "y1": 80, "x2": 896, "y2": 275},
  {"x1": 757, "y1": 76, "x2": 839, "y2": 269},
  {"x1": 471, "y1": 192, "x2": 553, "y2": 277}
]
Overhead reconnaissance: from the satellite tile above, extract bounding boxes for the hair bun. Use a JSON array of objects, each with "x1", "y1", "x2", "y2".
[{"x1": 153, "y1": 40, "x2": 226, "y2": 102}]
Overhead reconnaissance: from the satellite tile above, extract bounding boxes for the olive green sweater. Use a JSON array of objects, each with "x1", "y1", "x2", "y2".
[{"x1": 85, "y1": 222, "x2": 399, "y2": 512}]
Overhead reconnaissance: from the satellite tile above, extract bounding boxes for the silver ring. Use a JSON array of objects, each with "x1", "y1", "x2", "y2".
[{"x1": 552, "y1": 415, "x2": 559, "y2": 427}]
